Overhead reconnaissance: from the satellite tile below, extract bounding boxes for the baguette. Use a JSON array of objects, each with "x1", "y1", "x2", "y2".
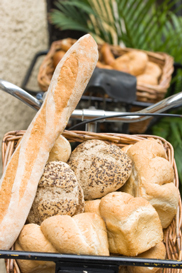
[{"x1": 0, "y1": 34, "x2": 98, "y2": 250}]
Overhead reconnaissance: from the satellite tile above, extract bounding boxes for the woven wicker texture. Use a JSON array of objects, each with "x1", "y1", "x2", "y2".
[{"x1": 2, "y1": 130, "x2": 182, "y2": 273}]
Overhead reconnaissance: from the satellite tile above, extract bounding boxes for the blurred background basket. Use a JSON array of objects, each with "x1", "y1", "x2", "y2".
[
  {"x1": 37, "y1": 38, "x2": 174, "y2": 104},
  {"x1": 2, "y1": 130, "x2": 182, "y2": 273},
  {"x1": 37, "y1": 39, "x2": 174, "y2": 134}
]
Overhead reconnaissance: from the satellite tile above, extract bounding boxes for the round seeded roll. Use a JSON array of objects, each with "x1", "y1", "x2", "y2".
[
  {"x1": 99, "y1": 192, "x2": 163, "y2": 256},
  {"x1": 28, "y1": 161, "x2": 84, "y2": 225},
  {"x1": 68, "y1": 140, "x2": 132, "y2": 200}
]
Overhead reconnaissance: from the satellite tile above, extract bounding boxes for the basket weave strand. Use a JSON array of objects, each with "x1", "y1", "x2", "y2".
[{"x1": 2, "y1": 130, "x2": 181, "y2": 273}]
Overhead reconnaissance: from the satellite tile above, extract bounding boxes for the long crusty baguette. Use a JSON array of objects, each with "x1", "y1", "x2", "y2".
[{"x1": 0, "y1": 34, "x2": 98, "y2": 250}]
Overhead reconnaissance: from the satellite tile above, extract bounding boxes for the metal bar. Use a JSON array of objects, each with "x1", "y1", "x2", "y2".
[
  {"x1": 0, "y1": 250, "x2": 182, "y2": 269},
  {"x1": 1, "y1": 79, "x2": 182, "y2": 122},
  {"x1": 21, "y1": 50, "x2": 48, "y2": 94},
  {"x1": 0, "y1": 79, "x2": 41, "y2": 111}
]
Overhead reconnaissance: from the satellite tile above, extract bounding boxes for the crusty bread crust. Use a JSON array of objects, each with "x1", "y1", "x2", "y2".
[
  {"x1": 100, "y1": 192, "x2": 163, "y2": 256},
  {"x1": 0, "y1": 34, "x2": 98, "y2": 250},
  {"x1": 121, "y1": 139, "x2": 179, "y2": 228}
]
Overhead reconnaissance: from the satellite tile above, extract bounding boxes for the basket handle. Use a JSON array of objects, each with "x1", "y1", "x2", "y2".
[{"x1": 0, "y1": 79, "x2": 182, "y2": 124}]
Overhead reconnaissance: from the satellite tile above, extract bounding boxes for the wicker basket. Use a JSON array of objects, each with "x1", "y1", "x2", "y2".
[
  {"x1": 37, "y1": 38, "x2": 174, "y2": 104},
  {"x1": 2, "y1": 130, "x2": 182, "y2": 273},
  {"x1": 37, "y1": 38, "x2": 174, "y2": 134}
]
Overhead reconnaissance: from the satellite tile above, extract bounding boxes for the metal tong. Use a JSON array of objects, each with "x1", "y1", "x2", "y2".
[{"x1": 0, "y1": 78, "x2": 182, "y2": 123}]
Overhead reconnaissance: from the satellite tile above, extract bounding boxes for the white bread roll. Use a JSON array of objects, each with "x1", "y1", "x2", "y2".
[
  {"x1": 15, "y1": 223, "x2": 57, "y2": 273},
  {"x1": 85, "y1": 199, "x2": 101, "y2": 216},
  {"x1": 127, "y1": 242, "x2": 166, "y2": 273},
  {"x1": 15, "y1": 213, "x2": 109, "y2": 273},
  {"x1": 111, "y1": 51, "x2": 148, "y2": 76},
  {"x1": 41, "y1": 213, "x2": 109, "y2": 256},
  {"x1": 68, "y1": 139, "x2": 132, "y2": 199},
  {"x1": 0, "y1": 34, "x2": 98, "y2": 250},
  {"x1": 28, "y1": 161, "x2": 84, "y2": 225},
  {"x1": 48, "y1": 134, "x2": 71, "y2": 162},
  {"x1": 99, "y1": 192, "x2": 163, "y2": 256},
  {"x1": 121, "y1": 139, "x2": 179, "y2": 228}
]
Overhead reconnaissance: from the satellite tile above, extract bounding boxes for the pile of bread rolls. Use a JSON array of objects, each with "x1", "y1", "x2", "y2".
[
  {"x1": 98, "y1": 43, "x2": 162, "y2": 86},
  {"x1": 0, "y1": 34, "x2": 178, "y2": 273},
  {"x1": 52, "y1": 41, "x2": 162, "y2": 86},
  {"x1": 15, "y1": 136, "x2": 179, "y2": 273}
]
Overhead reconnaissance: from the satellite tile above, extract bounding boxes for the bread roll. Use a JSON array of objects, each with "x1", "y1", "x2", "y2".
[
  {"x1": 144, "y1": 62, "x2": 162, "y2": 78},
  {"x1": 137, "y1": 74, "x2": 158, "y2": 85},
  {"x1": 15, "y1": 223, "x2": 57, "y2": 273},
  {"x1": 121, "y1": 139, "x2": 179, "y2": 228},
  {"x1": 111, "y1": 51, "x2": 148, "y2": 76},
  {"x1": 0, "y1": 34, "x2": 98, "y2": 250},
  {"x1": 48, "y1": 134, "x2": 71, "y2": 162},
  {"x1": 41, "y1": 213, "x2": 109, "y2": 256},
  {"x1": 68, "y1": 139, "x2": 132, "y2": 199},
  {"x1": 16, "y1": 213, "x2": 109, "y2": 255},
  {"x1": 137, "y1": 62, "x2": 162, "y2": 86},
  {"x1": 127, "y1": 242, "x2": 166, "y2": 273},
  {"x1": 99, "y1": 192, "x2": 163, "y2": 256},
  {"x1": 96, "y1": 61, "x2": 113, "y2": 69},
  {"x1": 100, "y1": 43, "x2": 115, "y2": 65},
  {"x1": 85, "y1": 199, "x2": 101, "y2": 216},
  {"x1": 53, "y1": 50, "x2": 65, "y2": 68},
  {"x1": 28, "y1": 161, "x2": 84, "y2": 225}
]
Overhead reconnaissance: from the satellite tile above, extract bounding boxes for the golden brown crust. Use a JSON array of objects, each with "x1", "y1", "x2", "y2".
[
  {"x1": 137, "y1": 74, "x2": 158, "y2": 85},
  {"x1": 100, "y1": 43, "x2": 115, "y2": 65},
  {"x1": 137, "y1": 62, "x2": 162, "y2": 86},
  {"x1": 111, "y1": 51, "x2": 148, "y2": 76},
  {"x1": 53, "y1": 50, "x2": 65, "y2": 68},
  {"x1": 121, "y1": 139, "x2": 179, "y2": 228},
  {"x1": 40, "y1": 213, "x2": 109, "y2": 256},
  {"x1": 15, "y1": 224, "x2": 57, "y2": 273},
  {"x1": 0, "y1": 34, "x2": 98, "y2": 250},
  {"x1": 99, "y1": 192, "x2": 163, "y2": 256},
  {"x1": 96, "y1": 61, "x2": 113, "y2": 69}
]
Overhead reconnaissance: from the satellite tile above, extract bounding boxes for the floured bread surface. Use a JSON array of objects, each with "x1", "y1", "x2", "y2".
[
  {"x1": 99, "y1": 192, "x2": 163, "y2": 256},
  {"x1": 68, "y1": 139, "x2": 132, "y2": 199},
  {"x1": 28, "y1": 161, "x2": 84, "y2": 225},
  {"x1": 121, "y1": 139, "x2": 179, "y2": 228},
  {"x1": 0, "y1": 34, "x2": 98, "y2": 250},
  {"x1": 15, "y1": 223, "x2": 57, "y2": 273},
  {"x1": 48, "y1": 135, "x2": 71, "y2": 163},
  {"x1": 41, "y1": 213, "x2": 109, "y2": 256}
]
